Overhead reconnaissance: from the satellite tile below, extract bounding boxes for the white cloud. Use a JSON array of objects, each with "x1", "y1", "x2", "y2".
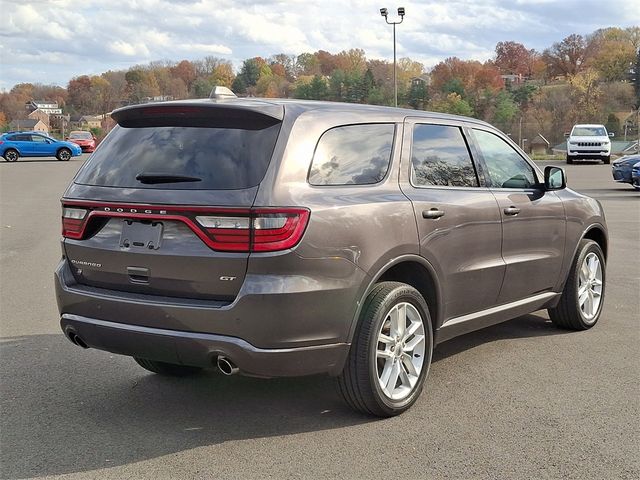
[{"x1": 0, "y1": 0, "x2": 638, "y2": 90}]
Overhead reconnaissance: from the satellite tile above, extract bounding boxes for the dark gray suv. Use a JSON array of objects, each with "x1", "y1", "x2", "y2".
[{"x1": 55, "y1": 97, "x2": 608, "y2": 416}]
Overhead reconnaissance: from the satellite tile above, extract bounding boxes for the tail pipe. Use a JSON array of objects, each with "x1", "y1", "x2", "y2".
[{"x1": 216, "y1": 356, "x2": 239, "y2": 376}]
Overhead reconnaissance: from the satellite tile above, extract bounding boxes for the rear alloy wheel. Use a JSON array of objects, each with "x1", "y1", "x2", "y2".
[
  {"x1": 338, "y1": 281, "x2": 433, "y2": 417},
  {"x1": 3, "y1": 149, "x2": 19, "y2": 162},
  {"x1": 57, "y1": 148, "x2": 71, "y2": 161},
  {"x1": 134, "y1": 357, "x2": 202, "y2": 376},
  {"x1": 549, "y1": 239, "x2": 605, "y2": 330}
]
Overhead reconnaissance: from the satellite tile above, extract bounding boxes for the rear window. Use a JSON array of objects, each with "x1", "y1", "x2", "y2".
[{"x1": 74, "y1": 122, "x2": 281, "y2": 190}]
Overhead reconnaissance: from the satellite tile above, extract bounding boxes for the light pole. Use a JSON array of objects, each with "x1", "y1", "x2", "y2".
[{"x1": 380, "y1": 7, "x2": 405, "y2": 107}]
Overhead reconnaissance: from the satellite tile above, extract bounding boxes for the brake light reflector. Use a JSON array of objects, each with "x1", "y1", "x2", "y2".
[
  {"x1": 62, "y1": 207, "x2": 88, "y2": 238},
  {"x1": 252, "y1": 209, "x2": 309, "y2": 252}
]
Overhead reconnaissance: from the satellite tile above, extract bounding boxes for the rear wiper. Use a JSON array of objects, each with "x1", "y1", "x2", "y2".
[{"x1": 135, "y1": 172, "x2": 202, "y2": 184}]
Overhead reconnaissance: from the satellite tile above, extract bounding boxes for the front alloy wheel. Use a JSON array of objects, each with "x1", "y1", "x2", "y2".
[
  {"x1": 577, "y1": 252, "x2": 603, "y2": 323},
  {"x1": 549, "y1": 239, "x2": 606, "y2": 330},
  {"x1": 57, "y1": 148, "x2": 71, "y2": 161}
]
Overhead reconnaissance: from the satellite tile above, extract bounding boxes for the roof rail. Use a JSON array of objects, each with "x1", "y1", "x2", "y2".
[{"x1": 209, "y1": 86, "x2": 237, "y2": 100}]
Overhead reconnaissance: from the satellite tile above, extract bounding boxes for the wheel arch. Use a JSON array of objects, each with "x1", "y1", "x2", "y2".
[
  {"x1": 582, "y1": 224, "x2": 608, "y2": 260},
  {"x1": 347, "y1": 255, "x2": 443, "y2": 344}
]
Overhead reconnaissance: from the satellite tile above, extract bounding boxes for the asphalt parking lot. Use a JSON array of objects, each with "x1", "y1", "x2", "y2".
[{"x1": 1, "y1": 155, "x2": 638, "y2": 480}]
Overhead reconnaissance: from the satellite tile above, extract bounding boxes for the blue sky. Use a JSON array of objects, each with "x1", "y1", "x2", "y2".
[{"x1": 1, "y1": 0, "x2": 638, "y2": 90}]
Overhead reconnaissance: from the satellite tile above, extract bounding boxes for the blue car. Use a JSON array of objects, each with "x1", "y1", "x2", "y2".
[
  {"x1": 611, "y1": 154, "x2": 640, "y2": 188},
  {"x1": 0, "y1": 131, "x2": 82, "y2": 162},
  {"x1": 632, "y1": 162, "x2": 640, "y2": 190}
]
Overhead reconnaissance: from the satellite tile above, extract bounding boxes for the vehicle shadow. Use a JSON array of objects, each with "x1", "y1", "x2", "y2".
[{"x1": 0, "y1": 313, "x2": 563, "y2": 478}]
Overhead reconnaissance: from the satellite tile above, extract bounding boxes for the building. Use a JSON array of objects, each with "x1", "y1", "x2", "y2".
[
  {"x1": 529, "y1": 134, "x2": 550, "y2": 155},
  {"x1": 500, "y1": 74, "x2": 524, "y2": 85},
  {"x1": 27, "y1": 109, "x2": 50, "y2": 129},
  {"x1": 8, "y1": 119, "x2": 49, "y2": 134},
  {"x1": 26, "y1": 100, "x2": 62, "y2": 115},
  {"x1": 411, "y1": 74, "x2": 431, "y2": 87},
  {"x1": 78, "y1": 115, "x2": 102, "y2": 129}
]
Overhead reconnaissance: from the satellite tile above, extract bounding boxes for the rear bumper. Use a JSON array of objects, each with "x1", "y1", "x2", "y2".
[
  {"x1": 55, "y1": 257, "x2": 363, "y2": 376},
  {"x1": 61, "y1": 314, "x2": 349, "y2": 377}
]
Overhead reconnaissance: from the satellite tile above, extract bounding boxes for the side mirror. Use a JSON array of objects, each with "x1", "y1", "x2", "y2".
[
  {"x1": 544, "y1": 166, "x2": 566, "y2": 191},
  {"x1": 564, "y1": 132, "x2": 570, "y2": 137},
  {"x1": 608, "y1": 132, "x2": 614, "y2": 137}
]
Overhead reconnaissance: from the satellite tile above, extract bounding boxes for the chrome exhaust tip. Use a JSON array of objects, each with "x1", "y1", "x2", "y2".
[{"x1": 217, "y1": 356, "x2": 239, "y2": 376}]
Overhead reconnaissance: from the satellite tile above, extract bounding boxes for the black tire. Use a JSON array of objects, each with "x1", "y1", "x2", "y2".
[
  {"x1": 566, "y1": 155, "x2": 573, "y2": 165},
  {"x1": 134, "y1": 357, "x2": 202, "y2": 376},
  {"x1": 602, "y1": 155, "x2": 610, "y2": 165},
  {"x1": 56, "y1": 148, "x2": 71, "y2": 161},
  {"x1": 548, "y1": 239, "x2": 605, "y2": 330},
  {"x1": 3, "y1": 149, "x2": 19, "y2": 162},
  {"x1": 337, "y1": 281, "x2": 433, "y2": 417}
]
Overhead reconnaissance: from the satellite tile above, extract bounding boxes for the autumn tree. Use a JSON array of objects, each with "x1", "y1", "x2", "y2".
[
  {"x1": 170, "y1": 60, "x2": 197, "y2": 92},
  {"x1": 544, "y1": 34, "x2": 588, "y2": 77},
  {"x1": 495, "y1": 41, "x2": 535, "y2": 76}
]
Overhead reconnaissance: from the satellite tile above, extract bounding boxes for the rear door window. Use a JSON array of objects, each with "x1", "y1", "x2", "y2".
[
  {"x1": 308, "y1": 124, "x2": 395, "y2": 185},
  {"x1": 74, "y1": 121, "x2": 281, "y2": 190},
  {"x1": 411, "y1": 124, "x2": 478, "y2": 187}
]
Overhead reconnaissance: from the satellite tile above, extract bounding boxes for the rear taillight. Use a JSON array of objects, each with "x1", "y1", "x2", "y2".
[
  {"x1": 195, "y1": 208, "x2": 309, "y2": 252},
  {"x1": 61, "y1": 203, "x2": 309, "y2": 253},
  {"x1": 62, "y1": 207, "x2": 88, "y2": 238}
]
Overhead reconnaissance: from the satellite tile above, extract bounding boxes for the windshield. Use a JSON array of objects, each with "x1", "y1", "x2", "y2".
[
  {"x1": 572, "y1": 127, "x2": 606, "y2": 136},
  {"x1": 69, "y1": 132, "x2": 93, "y2": 139}
]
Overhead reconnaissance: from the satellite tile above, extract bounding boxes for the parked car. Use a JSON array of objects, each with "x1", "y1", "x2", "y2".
[
  {"x1": 565, "y1": 124, "x2": 613, "y2": 164},
  {"x1": 611, "y1": 154, "x2": 640, "y2": 188},
  {"x1": 67, "y1": 130, "x2": 97, "y2": 153},
  {"x1": 632, "y1": 162, "x2": 640, "y2": 190},
  {"x1": 56, "y1": 97, "x2": 608, "y2": 417},
  {"x1": 0, "y1": 131, "x2": 82, "y2": 162}
]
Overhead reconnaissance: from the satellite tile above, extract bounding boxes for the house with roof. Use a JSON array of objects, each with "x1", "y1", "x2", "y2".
[
  {"x1": 411, "y1": 74, "x2": 431, "y2": 87},
  {"x1": 529, "y1": 134, "x2": 550, "y2": 155},
  {"x1": 28, "y1": 109, "x2": 50, "y2": 129},
  {"x1": 26, "y1": 100, "x2": 62, "y2": 115},
  {"x1": 8, "y1": 118, "x2": 49, "y2": 134},
  {"x1": 78, "y1": 115, "x2": 103, "y2": 129}
]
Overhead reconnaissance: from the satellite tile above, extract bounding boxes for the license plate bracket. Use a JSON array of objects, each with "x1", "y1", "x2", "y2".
[{"x1": 119, "y1": 220, "x2": 163, "y2": 250}]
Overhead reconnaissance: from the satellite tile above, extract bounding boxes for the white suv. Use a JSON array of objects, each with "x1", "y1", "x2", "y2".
[{"x1": 565, "y1": 124, "x2": 613, "y2": 164}]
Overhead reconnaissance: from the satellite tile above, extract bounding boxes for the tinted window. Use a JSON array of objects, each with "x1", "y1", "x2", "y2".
[
  {"x1": 74, "y1": 123, "x2": 281, "y2": 190},
  {"x1": 9, "y1": 134, "x2": 31, "y2": 141},
  {"x1": 308, "y1": 124, "x2": 394, "y2": 186},
  {"x1": 411, "y1": 124, "x2": 478, "y2": 187},
  {"x1": 31, "y1": 135, "x2": 47, "y2": 143},
  {"x1": 472, "y1": 129, "x2": 537, "y2": 189}
]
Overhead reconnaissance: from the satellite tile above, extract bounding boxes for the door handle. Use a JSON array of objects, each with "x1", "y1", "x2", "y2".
[
  {"x1": 503, "y1": 206, "x2": 521, "y2": 216},
  {"x1": 422, "y1": 208, "x2": 445, "y2": 219}
]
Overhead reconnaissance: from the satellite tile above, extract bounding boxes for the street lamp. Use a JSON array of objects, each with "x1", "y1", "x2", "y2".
[{"x1": 380, "y1": 7, "x2": 405, "y2": 107}]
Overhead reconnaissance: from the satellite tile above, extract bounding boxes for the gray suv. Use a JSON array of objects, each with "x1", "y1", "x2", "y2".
[{"x1": 55, "y1": 97, "x2": 608, "y2": 416}]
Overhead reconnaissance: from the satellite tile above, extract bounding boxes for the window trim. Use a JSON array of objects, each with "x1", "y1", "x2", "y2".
[
  {"x1": 306, "y1": 122, "x2": 397, "y2": 187},
  {"x1": 467, "y1": 126, "x2": 541, "y2": 190},
  {"x1": 408, "y1": 122, "x2": 481, "y2": 190}
]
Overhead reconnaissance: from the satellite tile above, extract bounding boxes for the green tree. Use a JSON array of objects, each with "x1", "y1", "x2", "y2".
[{"x1": 430, "y1": 93, "x2": 474, "y2": 116}]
